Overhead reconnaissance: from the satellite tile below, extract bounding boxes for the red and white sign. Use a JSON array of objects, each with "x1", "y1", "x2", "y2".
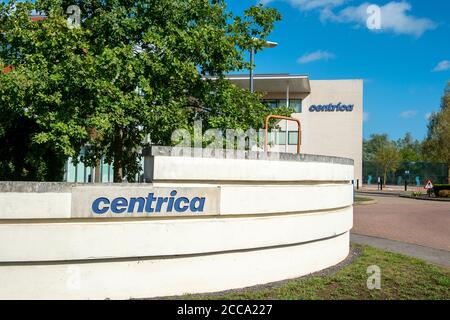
[{"x1": 424, "y1": 180, "x2": 434, "y2": 190}]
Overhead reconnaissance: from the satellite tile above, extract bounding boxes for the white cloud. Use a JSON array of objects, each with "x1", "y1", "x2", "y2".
[
  {"x1": 424, "y1": 112, "x2": 432, "y2": 120},
  {"x1": 432, "y1": 60, "x2": 450, "y2": 72},
  {"x1": 262, "y1": 1, "x2": 436, "y2": 37},
  {"x1": 297, "y1": 50, "x2": 335, "y2": 64},
  {"x1": 260, "y1": 0, "x2": 345, "y2": 11},
  {"x1": 324, "y1": 2, "x2": 436, "y2": 37},
  {"x1": 399, "y1": 110, "x2": 418, "y2": 118}
]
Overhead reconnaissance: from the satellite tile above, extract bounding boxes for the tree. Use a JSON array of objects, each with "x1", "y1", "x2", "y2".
[
  {"x1": 363, "y1": 133, "x2": 389, "y2": 161},
  {"x1": 423, "y1": 82, "x2": 450, "y2": 183},
  {"x1": 396, "y1": 132, "x2": 422, "y2": 162},
  {"x1": 0, "y1": 115, "x2": 67, "y2": 181},
  {"x1": 0, "y1": 0, "x2": 283, "y2": 182},
  {"x1": 373, "y1": 142, "x2": 401, "y2": 186},
  {"x1": 363, "y1": 134, "x2": 399, "y2": 185}
]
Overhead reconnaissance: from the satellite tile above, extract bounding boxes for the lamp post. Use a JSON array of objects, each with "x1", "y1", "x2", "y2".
[{"x1": 249, "y1": 39, "x2": 278, "y2": 93}]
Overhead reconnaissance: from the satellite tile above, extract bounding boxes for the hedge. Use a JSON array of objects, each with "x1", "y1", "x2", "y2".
[{"x1": 433, "y1": 184, "x2": 450, "y2": 197}]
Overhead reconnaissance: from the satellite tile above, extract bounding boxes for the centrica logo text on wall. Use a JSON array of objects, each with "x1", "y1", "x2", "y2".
[
  {"x1": 309, "y1": 103, "x2": 354, "y2": 112},
  {"x1": 71, "y1": 187, "x2": 220, "y2": 218}
]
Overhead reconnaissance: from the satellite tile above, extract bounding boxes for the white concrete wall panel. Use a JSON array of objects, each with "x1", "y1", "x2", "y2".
[
  {"x1": 0, "y1": 207, "x2": 352, "y2": 262},
  {"x1": 151, "y1": 156, "x2": 354, "y2": 182},
  {"x1": 0, "y1": 232, "x2": 350, "y2": 300},
  {"x1": 220, "y1": 184, "x2": 353, "y2": 215},
  {"x1": 0, "y1": 192, "x2": 71, "y2": 219}
]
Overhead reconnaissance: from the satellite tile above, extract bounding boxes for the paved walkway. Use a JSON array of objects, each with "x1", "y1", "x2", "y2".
[
  {"x1": 352, "y1": 195, "x2": 450, "y2": 267},
  {"x1": 351, "y1": 234, "x2": 450, "y2": 268},
  {"x1": 353, "y1": 195, "x2": 450, "y2": 252},
  {"x1": 360, "y1": 184, "x2": 424, "y2": 193}
]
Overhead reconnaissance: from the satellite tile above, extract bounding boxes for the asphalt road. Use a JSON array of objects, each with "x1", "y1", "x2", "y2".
[{"x1": 353, "y1": 195, "x2": 450, "y2": 252}]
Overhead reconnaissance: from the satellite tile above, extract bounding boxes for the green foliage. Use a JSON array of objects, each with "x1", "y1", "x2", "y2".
[
  {"x1": 411, "y1": 191, "x2": 422, "y2": 198},
  {"x1": 0, "y1": 115, "x2": 66, "y2": 181},
  {"x1": 372, "y1": 142, "x2": 401, "y2": 185},
  {"x1": 0, "y1": 0, "x2": 283, "y2": 182},
  {"x1": 364, "y1": 132, "x2": 423, "y2": 164},
  {"x1": 363, "y1": 133, "x2": 389, "y2": 161},
  {"x1": 364, "y1": 134, "x2": 402, "y2": 184},
  {"x1": 423, "y1": 82, "x2": 450, "y2": 183},
  {"x1": 354, "y1": 196, "x2": 373, "y2": 203},
  {"x1": 395, "y1": 132, "x2": 423, "y2": 162}
]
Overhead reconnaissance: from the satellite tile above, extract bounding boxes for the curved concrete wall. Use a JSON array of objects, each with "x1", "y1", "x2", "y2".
[{"x1": 0, "y1": 147, "x2": 354, "y2": 299}]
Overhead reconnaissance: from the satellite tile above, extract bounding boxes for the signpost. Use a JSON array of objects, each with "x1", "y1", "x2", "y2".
[
  {"x1": 424, "y1": 180, "x2": 434, "y2": 197},
  {"x1": 424, "y1": 180, "x2": 433, "y2": 190},
  {"x1": 404, "y1": 171, "x2": 410, "y2": 191}
]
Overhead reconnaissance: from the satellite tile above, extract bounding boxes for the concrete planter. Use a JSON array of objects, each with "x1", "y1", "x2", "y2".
[{"x1": 0, "y1": 147, "x2": 354, "y2": 299}]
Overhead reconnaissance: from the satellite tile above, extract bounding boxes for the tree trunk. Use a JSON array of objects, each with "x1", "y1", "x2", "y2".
[
  {"x1": 94, "y1": 160, "x2": 101, "y2": 183},
  {"x1": 113, "y1": 129, "x2": 124, "y2": 183},
  {"x1": 383, "y1": 168, "x2": 388, "y2": 187}
]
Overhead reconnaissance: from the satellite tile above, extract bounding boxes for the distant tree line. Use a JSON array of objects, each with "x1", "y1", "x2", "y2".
[{"x1": 364, "y1": 82, "x2": 450, "y2": 184}]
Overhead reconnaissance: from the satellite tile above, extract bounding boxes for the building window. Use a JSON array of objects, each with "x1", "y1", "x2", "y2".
[
  {"x1": 288, "y1": 131, "x2": 299, "y2": 145},
  {"x1": 263, "y1": 99, "x2": 302, "y2": 113},
  {"x1": 268, "y1": 131, "x2": 287, "y2": 145},
  {"x1": 264, "y1": 100, "x2": 279, "y2": 109},
  {"x1": 290, "y1": 100, "x2": 302, "y2": 113},
  {"x1": 277, "y1": 100, "x2": 287, "y2": 107},
  {"x1": 276, "y1": 131, "x2": 286, "y2": 145}
]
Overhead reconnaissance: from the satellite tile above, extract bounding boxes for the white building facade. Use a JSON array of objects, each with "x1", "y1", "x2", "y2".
[{"x1": 227, "y1": 74, "x2": 363, "y2": 183}]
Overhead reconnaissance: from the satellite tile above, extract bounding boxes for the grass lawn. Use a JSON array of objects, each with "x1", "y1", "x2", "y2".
[
  {"x1": 354, "y1": 196, "x2": 374, "y2": 203},
  {"x1": 184, "y1": 245, "x2": 450, "y2": 300}
]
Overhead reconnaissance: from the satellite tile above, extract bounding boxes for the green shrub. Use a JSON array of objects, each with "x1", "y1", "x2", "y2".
[
  {"x1": 438, "y1": 190, "x2": 450, "y2": 198},
  {"x1": 411, "y1": 191, "x2": 422, "y2": 198},
  {"x1": 433, "y1": 184, "x2": 450, "y2": 197}
]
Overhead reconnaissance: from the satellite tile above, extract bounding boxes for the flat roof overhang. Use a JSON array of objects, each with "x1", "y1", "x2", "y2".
[{"x1": 224, "y1": 74, "x2": 311, "y2": 94}]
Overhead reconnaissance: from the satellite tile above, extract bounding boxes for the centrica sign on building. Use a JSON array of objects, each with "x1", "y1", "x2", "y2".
[
  {"x1": 71, "y1": 187, "x2": 220, "y2": 218},
  {"x1": 309, "y1": 103, "x2": 354, "y2": 112}
]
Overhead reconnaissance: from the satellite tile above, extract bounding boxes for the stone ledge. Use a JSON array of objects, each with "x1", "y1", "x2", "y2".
[
  {"x1": 144, "y1": 146, "x2": 354, "y2": 165},
  {"x1": 0, "y1": 181, "x2": 145, "y2": 193}
]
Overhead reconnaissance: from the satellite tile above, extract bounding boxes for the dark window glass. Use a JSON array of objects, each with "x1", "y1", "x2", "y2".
[
  {"x1": 263, "y1": 99, "x2": 302, "y2": 112},
  {"x1": 264, "y1": 100, "x2": 278, "y2": 108},
  {"x1": 290, "y1": 100, "x2": 302, "y2": 113},
  {"x1": 277, "y1": 100, "x2": 287, "y2": 107}
]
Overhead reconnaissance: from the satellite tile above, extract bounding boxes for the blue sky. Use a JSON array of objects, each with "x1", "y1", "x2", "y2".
[
  {"x1": 227, "y1": 0, "x2": 450, "y2": 141},
  {"x1": 2, "y1": 1, "x2": 448, "y2": 140}
]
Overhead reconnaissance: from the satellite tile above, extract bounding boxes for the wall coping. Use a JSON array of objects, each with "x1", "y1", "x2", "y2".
[
  {"x1": 0, "y1": 182, "x2": 150, "y2": 193},
  {"x1": 144, "y1": 146, "x2": 354, "y2": 165},
  {"x1": 0, "y1": 147, "x2": 353, "y2": 193}
]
